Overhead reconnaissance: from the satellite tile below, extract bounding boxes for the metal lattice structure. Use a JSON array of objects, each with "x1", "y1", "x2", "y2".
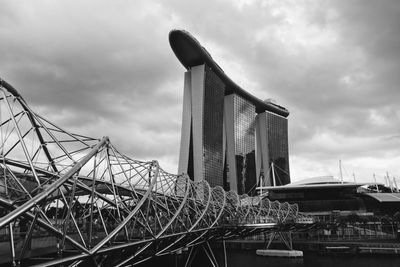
[{"x1": 0, "y1": 79, "x2": 311, "y2": 266}]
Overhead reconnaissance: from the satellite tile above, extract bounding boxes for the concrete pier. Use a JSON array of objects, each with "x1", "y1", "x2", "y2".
[{"x1": 256, "y1": 249, "x2": 303, "y2": 257}]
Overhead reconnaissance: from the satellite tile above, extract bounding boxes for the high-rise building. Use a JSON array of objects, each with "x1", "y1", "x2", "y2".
[
  {"x1": 178, "y1": 64, "x2": 225, "y2": 188},
  {"x1": 256, "y1": 109, "x2": 290, "y2": 186},
  {"x1": 224, "y1": 94, "x2": 257, "y2": 195},
  {"x1": 171, "y1": 29, "x2": 290, "y2": 193}
]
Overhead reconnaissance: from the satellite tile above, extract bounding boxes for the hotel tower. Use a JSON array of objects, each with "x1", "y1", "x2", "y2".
[{"x1": 170, "y1": 30, "x2": 290, "y2": 195}]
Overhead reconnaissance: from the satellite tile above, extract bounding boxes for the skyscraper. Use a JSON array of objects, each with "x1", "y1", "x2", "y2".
[
  {"x1": 224, "y1": 93, "x2": 257, "y2": 194},
  {"x1": 256, "y1": 108, "x2": 290, "y2": 187},
  {"x1": 178, "y1": 64, "x2": 225, "y2": 188},
  {"x1": 171, "y1": 30, "x2": 290, "y2": 193}
]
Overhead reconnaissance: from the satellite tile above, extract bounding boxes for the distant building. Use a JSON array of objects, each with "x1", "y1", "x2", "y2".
[
  {"x1": 259, "y1": 176, "x2": 400, "y2": 216},
  {"x1": 171, "y1": 30, "x2": 290, "y2": 194}
]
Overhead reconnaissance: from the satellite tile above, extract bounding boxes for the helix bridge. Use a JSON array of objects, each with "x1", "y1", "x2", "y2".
[{"x1": 0, "y1": 79, "x2": 313, "y2": 266}]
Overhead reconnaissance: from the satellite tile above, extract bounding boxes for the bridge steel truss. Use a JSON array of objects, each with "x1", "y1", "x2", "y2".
[{"x1": 0, "y1": 79, "x2": 309, "y2": 266}]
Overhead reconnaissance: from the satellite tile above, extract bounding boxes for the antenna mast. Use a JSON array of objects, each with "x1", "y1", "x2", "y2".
[
  {"x1": 373, "y1": 173, "x2": 379, "y2": 192},
  {"x1": 339, "y1": 159, "x2": 343, "y2": 184}
]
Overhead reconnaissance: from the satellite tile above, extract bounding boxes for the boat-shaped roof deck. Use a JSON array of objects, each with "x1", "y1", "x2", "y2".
[{"x1": 169, "y1": 30, "x2": 289, "y2": 117}]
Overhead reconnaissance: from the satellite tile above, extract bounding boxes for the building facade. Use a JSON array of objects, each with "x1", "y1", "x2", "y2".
[
  {"x1": 256, "y1": 110, "x2": 290, "y2": 186},
  {"x1": 224, "y1": 94, "x2": 257, "y2": 195},
  {"x1": 172, "y1": 29, "x2": 290, "y2": 194},
  {"x1": 178, "y1": 64, "x2": 225, "y2": 188}
]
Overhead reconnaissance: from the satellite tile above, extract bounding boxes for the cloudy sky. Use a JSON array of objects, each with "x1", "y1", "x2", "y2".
[{"x1": 1, "y1": 0, "x2": 399, "y2": 185}]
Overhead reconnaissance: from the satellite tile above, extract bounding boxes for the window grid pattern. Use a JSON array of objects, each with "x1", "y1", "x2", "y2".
[
  {"x1": 266, "y1": 112, "x2": 290, "y2": 185},
  {"x1": 203, "y1": 66, "x2": 225, "y2": 188},
  {"x1": 233, "y1": 94, "x2": 256, "y2": 195}
]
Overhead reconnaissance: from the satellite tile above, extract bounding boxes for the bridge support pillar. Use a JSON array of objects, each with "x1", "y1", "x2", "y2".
[
  {"x1": 184, "y1": 246, "x2": 198, "y2": 267},
  {"x1": 265, "y1": 231, "x2": 293, "y2": 250},
  {"x1": 8, "y1": 223, "x2": 16, "y2": 267},
  {"x1": 258, "y1": 231, "x2": 303, "y2": 258},
  {"x1": 184, "y1": 242, "x2": 223, "y2": 267},
  {"x1": 203, "y1": 242, "x2": 219, "y2": 267},
  {"x1": 222, "y1": 239, "x2": 227, "y2": 267}
]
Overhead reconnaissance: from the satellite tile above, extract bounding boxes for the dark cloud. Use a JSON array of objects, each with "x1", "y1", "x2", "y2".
[{"x1": 0, "y1": 0, "x2": 399, "y2": 179}]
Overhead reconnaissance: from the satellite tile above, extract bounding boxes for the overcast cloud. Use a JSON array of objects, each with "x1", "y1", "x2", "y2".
[{"x1": 1, "y1": 0, "x2": 399, "y2": 184}]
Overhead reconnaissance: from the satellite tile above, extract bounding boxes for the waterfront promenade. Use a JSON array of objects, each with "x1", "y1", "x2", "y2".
[
  {"x1": 222, "y1": 238, "x2": 400, "y2": 255},
  {"x1": 138, "y1": 243, "x2": 400, "y2": 267}
]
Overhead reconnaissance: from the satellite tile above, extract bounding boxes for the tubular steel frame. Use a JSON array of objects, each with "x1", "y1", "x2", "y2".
[{"x1": 0, "y1": 79, "x2": 311, "y2": 266}]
